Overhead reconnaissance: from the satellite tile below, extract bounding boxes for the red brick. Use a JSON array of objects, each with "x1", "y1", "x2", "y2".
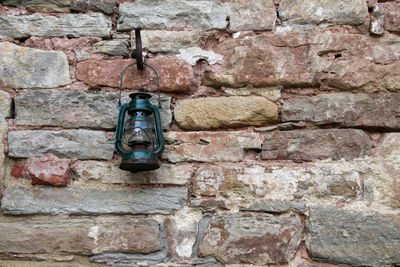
[{"x1": 25, "y1": 154, "x2": 69, "y2": 186}]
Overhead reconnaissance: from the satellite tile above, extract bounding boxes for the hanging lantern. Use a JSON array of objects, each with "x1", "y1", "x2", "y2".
[{"x1": 115, "y1": 29, "x2": 164, "y2": 172}]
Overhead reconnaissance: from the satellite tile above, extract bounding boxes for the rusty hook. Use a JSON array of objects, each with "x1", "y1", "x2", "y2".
[{"x1": 134, "y1": 28, "x2": 144, "y2": 70}]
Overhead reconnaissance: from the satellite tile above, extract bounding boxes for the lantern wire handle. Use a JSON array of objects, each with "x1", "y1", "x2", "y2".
[{"x1": 118, "y1": 61, "x2": 161, "y2": 109}]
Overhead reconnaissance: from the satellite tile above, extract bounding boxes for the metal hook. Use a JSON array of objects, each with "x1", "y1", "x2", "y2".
[
  {"x1": 134, "y1": 28, "x2": 144, "y2": 71},
  {"x1": 118, "y1": 62, "x2": 161, "y2": 109}
]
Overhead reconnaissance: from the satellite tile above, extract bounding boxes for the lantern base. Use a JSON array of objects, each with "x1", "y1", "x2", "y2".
[{"x1": 119, "y1": 149, "x2": 160, "y2": 173}]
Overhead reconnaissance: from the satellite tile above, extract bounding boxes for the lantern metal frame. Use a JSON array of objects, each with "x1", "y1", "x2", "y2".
[{"x1": 114, "y1": 32, "x2": 164, "y2": 172}]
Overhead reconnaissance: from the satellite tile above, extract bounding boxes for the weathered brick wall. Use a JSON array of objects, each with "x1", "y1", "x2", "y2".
[{"x1": 0, "y1": 0, "x2": 399, "y2": 266}]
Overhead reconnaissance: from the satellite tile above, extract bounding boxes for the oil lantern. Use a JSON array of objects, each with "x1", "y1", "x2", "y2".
[{"x1": 115, "y1": 33, "x2": 164, "y2": 172}]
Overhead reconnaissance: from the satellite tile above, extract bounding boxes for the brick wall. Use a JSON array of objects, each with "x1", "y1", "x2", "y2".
[{"x1": 0, "y1": 0, "x2": 400, "y2": 266}]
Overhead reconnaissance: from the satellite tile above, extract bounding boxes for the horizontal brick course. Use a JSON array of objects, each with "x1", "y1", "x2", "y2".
[
  {"x1": 1, "y1": 186, "x2": 188, "y2": 215},
  {"x1": 0, "y1": 217, "x2": 161, "y2": 255}
]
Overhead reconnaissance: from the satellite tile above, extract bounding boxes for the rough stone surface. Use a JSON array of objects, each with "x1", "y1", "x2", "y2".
[
  {"x1": 1, "y1": 186, "x2": 188, "y2": 215},
  {"x1": 76, "y1": 57, "x2": 193, "y2": 93},
  {"x1": 22, "y1": 36, "x2": 101, "y2": 63},
  {"x1": 278, "y1": 0, "x2": 368, "y2": 25},
  {"x1": 192, "y1": 162, "x2": 363, "y2": 202},
  {"x1": 310, "y1": 33, "x2": 400, "y2": 90},
  {"x1": 309, "y1": 206, "x2": 400, "y2": 266},
  {"x1": 383, "y1": 75, "x2": 400, "y2": 92},
  {"x1": 117, "y1": 0, "x2": 228, "y2": 31},
  {"x1": 281, "y1": 93, "x2": 400, "y2": 130},
  {"x1": 205, "y1": 33, "x2": 314, "y2": 87},
  {"x1": 0, "y1": 217, "x2": 161, "y2": 255},
  {"x1": 139, "y1": 30, "x2": 204, "y2": 53},
  {"x1": 241, "y1": 200, "x2": 306, "y2": 213},
  {"x1": 1, "y1": 0, "x2": 71, "y2": 12},
  {"x1": 1, "y1": 0, "x2": 116, "y2": 14},
  {"x1": 206, "y1": 32, "x2": 400, "y2": 90},
  {"x1": 0, "y1": 42, "x2": 70, "y2": 89},
  {"x1": 370, "y1": 5, "x2": 385, "y2": 35},
  {"x1": 163, "y1": 131, "x2": 262, "y2": 163},
  {"x1": 255, "y1": 122, "x2": 305, "y2": 132},
  {"x1": 367, "y1": 133, "x2": 400, "y2": 208},
  {"x1": 0, "y1": 90, "x2": 12, "y2": 118},
  {"x1": 25, "y1": 154, "x2": 69, "y2": 186},
  {"x1": 92, "y1": 40, "x2": 129, "y2": 56},
  {"x1": 177, "y1": 47, "x2": 223, "y2": 66},
  {"x1": 89, "y1": 251, "x2": 166, "y2": 264},
  {"x1": 223, "y1": 86, "x2": 281, "y2": 102},
  {"x1": 227, "y1": 0, "x2": 276, "y2": 32},
  {"x1": 70, "y1": 0, "x2": 116, "y2": 15},
  {"x1": 0, "y1": 262, "x2": 87, "y2": 267},
  {"x1": 0, "y1": 13, "x2": 111, "y2": 39},
  {"x1": 73, "y1": 161, "x2": 193, "y2": 185},
  {"x1": 14, "y1": 90, "x2": 172, "y2": 130},
  {"x1": 174, "y1": 96, "x2": 278, "y2": 130},
  {"x1": 262, "y1": 129, "x2": 372, "y2": 162},
  {"x1": 198, "y1": 213, "x2": 303, "y2": 264},
  {"x1": 0, "y1": 118, "x2": 7, "y2": 199},
  {"x1": 190, "y1": 198, "x2": 228, "y2": 210},
  {"x1": 164, "y1": 208, "x2": 202, "y2": 261},
  {"x1": 375, "y1": 133, "x2": 400, "y2": 159},
  {"x1": 383, "y1": 2, "x2": 400, "y2": 32},
  {"x1": 8, "y1": 130, "x2": 114, "y2": 160}
]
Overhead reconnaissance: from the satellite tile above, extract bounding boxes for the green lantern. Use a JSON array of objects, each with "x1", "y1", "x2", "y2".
[{"x1": 115, "y1": 62, "x2": 164, "y2": 172}]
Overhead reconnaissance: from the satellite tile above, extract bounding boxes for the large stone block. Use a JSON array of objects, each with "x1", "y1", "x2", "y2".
[
  {"x1": 0, "y1": 217, "x2": 161, "y2": 255},
  {"x1": 8, "y1": 130, "x2": 114, "y2": 160},
  {"x1": 1, "y1": 186, "x2": 188, "y2": 215},
  {"x1": 281, "y1": 93, "x2": 400, "y2": 130},
  {"x1": 262, "y1": 129, "x2": 372, "y2": 162},
  {"x1": 14, "y1": 90, "x2": 172, "y2": 130},
  {"x1": 0, "y1": 13, "x2": 111, "y2": 39},
  {"x1": 278, "y1": 0, "x2": 368, "y2": 25},
  {"x1": 1, "y1": 0, "x2": 72, "y2": 12},
  {"x1": 308, "y1": 206, "x2": 400, "y2": 266},
  {"x1": 73, "y1": 161, "x2": 193, "y2": 185},
  {"x1": 1, "y1": 0, "x2": 116, "y2": 14},
  {"x1": 227, "y1": 0, "x2": 276, "y2": 32},
  {"x1": 309, "y1": 33, "x2": 400, "y2": 90},
  {"x1": 117, "y1": 0, "x2": 228, "y2": 31},
  {"x1": 205, "y1": 33, "x2": 314, "y2": 88},
  {"x1": 0, "y1": 90, "x2": 11, "y2": 118},
  {"x1": 174, "y1": 96, "x2": 278, "y2": 130},
  {"x1": 205, "y1": 32, "x2": 400, "y2": 91},
  {"x1": 193, "y1": 163, "x2": 363, "y2": 201},
  {"x1": 198, "y1": 213, "x2": 303, "y2": 264},
  {"x1": 92, "y1": 40, "x2": 129, "y2": 56},
  {"x1": 1, "y1": 0, "x2": 71, "y2": 12},
  {"x1": 70, "y1": 0, "x2": 116, "y2": 15},
  {"x1": 0, "y1": 42, "x2": 70, "y2": 89},
  {"x1": 76, "y1": 57, "x2": 193, "y2": 93},
  {"x1": 163, "y1": 131, "x2": 262, "y2": 163},
  {"x1": 139, "y1": 30, "x2": 204, "y2": 53},
  {"x1": 164, "y1": 208, "x2": 203, "y2": 261}
]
